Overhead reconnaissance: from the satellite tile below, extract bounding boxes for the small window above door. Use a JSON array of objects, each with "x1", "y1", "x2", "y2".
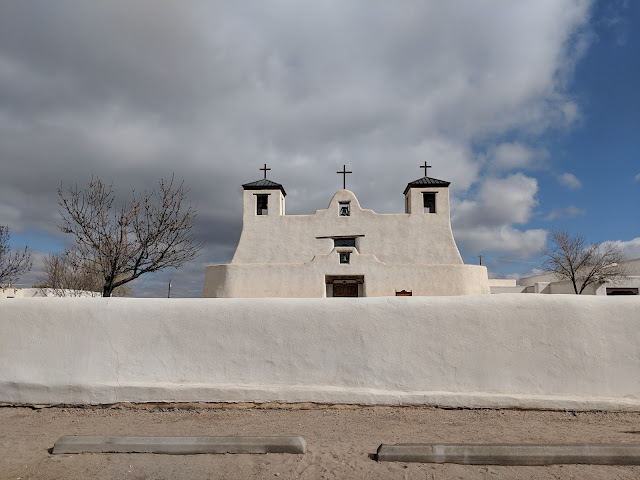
[
  {"x1": 334, "y1": 237, "x2": 356, "y2": 248},
  {"x1": 339, "y1": 202, "x2": 350, "y2": 216}
]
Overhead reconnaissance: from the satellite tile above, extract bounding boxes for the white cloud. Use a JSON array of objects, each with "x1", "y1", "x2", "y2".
[
  {"x1": 557, "y1": 172, "x2": 582, "y2": 189},
  {"x1": 566, "y1": 205, "x2": 586, "y2": 216},
  {"x1": 486, "y1": 143, "x2": 548, "y2": 170},
  {"x1": 454, "y1": 173, "x2": 539, "y2": 228},
  {"x1": 560, "y1": 101, "x2": 580, "y2": 124},
  {"x1": 602, "y1": 237, "x2": 640, "y2": 260},
  {"x1": 456, "y1": 225, "x2": 547, "y2": 258},
  {"x1": 545, "y1": 205, "x2": 586, "y2": 220},
  {"x1": 411, "y1": 138, "x2": 478, "y2": 191},
  {"x1": 0, "y1": 1, "x2": 595, "y2": 295},
  {"x1": 634, "y1": 173, "x2": 640, "y2": 182},
  {"x1": 515, "y1": 268, "x2": 546, "y2": 280},
  {"x1": 489, "y1": 267, "x2": 545, "y2": 281},
  {"x1": 452, "y1": 173, "x2": 546, "y2": 257}
]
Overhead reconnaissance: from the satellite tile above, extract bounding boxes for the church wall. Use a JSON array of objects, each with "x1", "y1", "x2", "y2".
[
  {"x1": 204, "y1": 250, "x2": 489, "y2": 297},
  {"x1": 231, "y1": 189, "x2": 463, "y2": 266},
  {"x1": 2, "y1": 296, "x2": 639, "y2": 410}
]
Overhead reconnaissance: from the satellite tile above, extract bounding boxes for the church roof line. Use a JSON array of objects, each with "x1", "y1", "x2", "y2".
[
  {"x1": 403, "y1": 176, "x2": 451, "y2": 195},
  {"x1": 242, "y1": 170, "x2": 449, "y2": 197},
  {"x1": 242, "y1": 178, "x2": 287, "y2": 196}
]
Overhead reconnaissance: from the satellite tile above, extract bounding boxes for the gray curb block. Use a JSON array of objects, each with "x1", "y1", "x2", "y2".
[
  {"x1": 52, "y1": 436, "x2": 306, "y2": 455},
  {"x1": 376, "y1": 444, "x2": 640, "y2": 465}
]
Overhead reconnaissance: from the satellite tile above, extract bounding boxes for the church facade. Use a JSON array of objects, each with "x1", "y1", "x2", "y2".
[{"x1": 202, "y1": 167, "x2": 490, "y2": 298}]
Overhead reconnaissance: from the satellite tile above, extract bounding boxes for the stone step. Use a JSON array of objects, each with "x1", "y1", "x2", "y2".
[
  {"x1": 52, "y1": 435, "x2": 306, "y2": 455},
  {"x1": 377, "y1": 443, "x2": 640, "y2": 465}
]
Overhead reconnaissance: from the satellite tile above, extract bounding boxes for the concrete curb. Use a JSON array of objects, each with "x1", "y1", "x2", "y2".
[
  {"x1": 376, "y1": 444, "x2": 640, "y2": 465},
  {"x1": 52, "y1": 436, "x2": 307, "y2": 455}
]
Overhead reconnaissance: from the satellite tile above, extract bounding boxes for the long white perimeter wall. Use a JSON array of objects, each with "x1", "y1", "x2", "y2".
[{"x1": 1, "y1": 295, "x2": 639, "y2": 410}]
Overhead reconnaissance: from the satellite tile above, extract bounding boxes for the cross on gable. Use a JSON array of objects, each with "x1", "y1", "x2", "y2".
[
  {"x1": 260, "y1": 163, "x2": 271, "y2": 179},
  {"x1": 420, "y1": 161, "x2": 432, "y2": 177},
  {"x1": 337, "y1": 164, "x2": 352, "y2": 190}
]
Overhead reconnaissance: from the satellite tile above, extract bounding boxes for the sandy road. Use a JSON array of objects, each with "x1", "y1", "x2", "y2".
[{"x1": 2, "y1": 403, "x2": 640, "y2": 479}]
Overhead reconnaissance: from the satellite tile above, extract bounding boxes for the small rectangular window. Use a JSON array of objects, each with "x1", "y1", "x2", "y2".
[
  {"x1": 339, "y1": 252, "x2": 350, "y2": 264},
  {"x1": 423, "y1": 193, "x2": 436, "y2": 213},
  {"x1": 339, "y1": 202, "x2": 350, "y2": 216},
  {"x1": 256, "y1": 194, "x2": 268, "y2": 215},
  {"x1": 334, "y1": 238, "x2": 356, "y2": 247}
]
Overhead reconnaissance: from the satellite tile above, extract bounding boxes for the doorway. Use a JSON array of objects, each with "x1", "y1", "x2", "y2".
[
  {"x1": 325, "y1": 275, "x2": 364, "y2": 297},
  {"x1": 333, "y1": 283, "x2": 358, "y2": 297}
]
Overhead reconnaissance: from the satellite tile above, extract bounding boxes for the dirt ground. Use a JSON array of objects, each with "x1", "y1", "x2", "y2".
[{"x1": 2, "y1": 403, "x2": 640, "y2": 479}]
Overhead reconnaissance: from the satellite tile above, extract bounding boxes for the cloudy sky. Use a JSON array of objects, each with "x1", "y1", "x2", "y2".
[{"x1": 1, "y1": 0, "x2": 638, "y2": 297}]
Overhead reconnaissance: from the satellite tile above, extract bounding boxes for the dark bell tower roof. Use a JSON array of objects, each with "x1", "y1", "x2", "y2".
[
  {"x1": 242, "y1": 178, "x2": 287, "y2": 196},
  {"x1": 403, "y1": 176, "x2": 451, "y2": 195}
]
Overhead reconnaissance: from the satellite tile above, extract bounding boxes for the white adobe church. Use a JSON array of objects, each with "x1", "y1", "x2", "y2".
[{"x1": 202, "y1": 164, "x2": 490, "y2": 298}]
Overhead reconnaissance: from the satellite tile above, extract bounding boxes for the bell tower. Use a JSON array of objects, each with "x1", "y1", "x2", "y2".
[
  {"x1": 241, "y1": 164, "x2": 286, "y2": 218},
  {"x1": 403, "y1": 161, "x2": 451, "y2": 217}
]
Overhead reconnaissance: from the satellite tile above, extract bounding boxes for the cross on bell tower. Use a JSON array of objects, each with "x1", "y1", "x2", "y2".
[
  {"x1": 337, "y1": 164, "x2": 352, "y2": 190},
  {"x1": 259, "y1": 163, "x2": 271, "y2": 179},
  {"x1": 420, "y1": 161, "x2": 432, "y2": 177}
]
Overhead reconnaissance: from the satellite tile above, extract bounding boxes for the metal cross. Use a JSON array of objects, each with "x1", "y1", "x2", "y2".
[
  {"x1": 337, "y1": 164, "x2": 352, "y2": 189},
  {"x1": 420, "y1": 161, "x2": 432, "y2": 177},
  {"x1": 259, "y1": 163, "x2": 271, "y2": 179}
]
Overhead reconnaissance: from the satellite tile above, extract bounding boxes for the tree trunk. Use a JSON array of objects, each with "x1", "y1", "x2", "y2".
[{"x1": 102, "y1": 285, "x2": 112, "y2": 297}]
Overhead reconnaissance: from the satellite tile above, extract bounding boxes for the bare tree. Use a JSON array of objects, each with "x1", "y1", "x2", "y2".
[
  {"x1": 0, "y1": 225, "x2": 32, "y2": 286},
  {"x1": 541, "y1": 229, "x2": 628, "y2": 294},
  {"x1": 37, "y1": 250, "x2": 132, "y2": 297},
  {"x1": 58, "y1": 176, "x2": 202, "y2": 297}
]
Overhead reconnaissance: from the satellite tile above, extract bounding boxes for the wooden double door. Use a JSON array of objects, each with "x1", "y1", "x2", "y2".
[
  {"x1": 326, "y1": 275, "x2": 364, "y2": 297},
  {"x1": 332, "y1": 282, "x2": 359, "y2": 297}
]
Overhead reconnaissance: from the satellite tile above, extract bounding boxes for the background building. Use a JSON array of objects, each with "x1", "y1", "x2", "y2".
[{"x1": 490, "y1": 258, "x2": 640, "y2": 295}]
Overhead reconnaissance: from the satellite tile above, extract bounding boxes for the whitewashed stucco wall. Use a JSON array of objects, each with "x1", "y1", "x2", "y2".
[
  {"x1": 206, "y1": 188, "x2": 487, "y2": 297},
  {"x1": 232, "y1": 188, "x2": 463, "y2": 265},
  {"x1": 204, "y1": 257, "x2": 489, "y2": 298},
  {"x1": 1, "y1": 296, "x2": 639, "y2": 410}
]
